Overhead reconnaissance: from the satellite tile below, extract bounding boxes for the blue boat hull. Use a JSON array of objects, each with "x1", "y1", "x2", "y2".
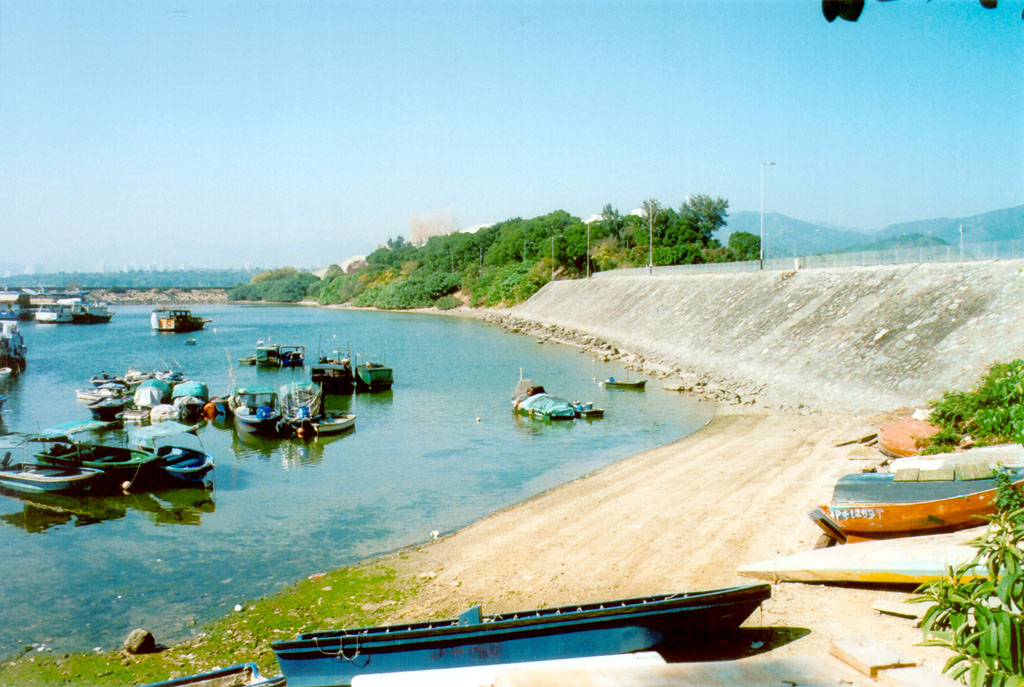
[
  {"x1": 140, "y1": 661, "x2": 285, "y2": 687},
  {"x1": 234, "y1": 410, "x2": 283, "y2": 436},
  {"x1": 272, "y1": 584, "x2": 770, "y2": 687}
]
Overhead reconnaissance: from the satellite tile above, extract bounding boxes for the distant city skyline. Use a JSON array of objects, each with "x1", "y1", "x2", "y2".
[{"x1": 2, "y1": 1, "x2": 1021, "y2": 270}]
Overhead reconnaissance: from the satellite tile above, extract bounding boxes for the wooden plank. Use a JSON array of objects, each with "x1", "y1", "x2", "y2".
[
  {"x1": 830, "y1": 637, "x2": 916, "y2": 677},
  {"x1": 877, "y1": 666, "x2": 961, "y2": 687},
  {"x1": 894, "y1": 468, "x2": 919, "y2": 482},
  {"x1": 917, "y1": 467, "x2": 955, "y2": 481}
]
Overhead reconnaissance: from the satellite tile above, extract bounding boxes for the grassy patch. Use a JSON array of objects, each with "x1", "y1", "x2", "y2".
[{"x1": 0, "y1": 561, "x2": 418, "y2": 686}]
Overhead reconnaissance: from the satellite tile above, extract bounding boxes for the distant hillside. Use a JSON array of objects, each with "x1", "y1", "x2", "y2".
[
  {"x1": 0, "y1": 268, "x2": 257, "y2": 289},
  {"x1": 719, "y1": 205, "x2": 1024, "y2": 258},
  {"x1": 878, "y1": 205, "x2": 1024, "y2": 245},
  {"x1": 719, "y1": 212, "x2": 871, "y2": 258}
]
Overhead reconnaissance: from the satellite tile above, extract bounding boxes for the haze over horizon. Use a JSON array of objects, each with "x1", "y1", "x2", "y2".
[{"x1": 2, "y1": 1, "x2": 1021, "y2": 271}]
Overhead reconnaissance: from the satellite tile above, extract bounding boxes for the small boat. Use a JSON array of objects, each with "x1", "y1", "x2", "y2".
[
  {"x1": 602, "y1": 377, "x2": 647, "y2": 390},
  {"x1": 511, "y1": 379, "x2": 576, "y2": 420},
  {"x1": 119, "y1": 407, "x2": 151, "y2": 425},
  {"x1": 231, "y1": 386, "x2": 283, "y2": 435},
  {"x1": 171, "y1": 381, "x2": 209, "y2": 423},
  {"x1": 184, "y1": 338, "x2": 197, "y2": 346},
  {"x1": 311, "y1": 351, "x2": 354, "y2": 394},
  {"x1": 133, "y1": 378, "x2": 173, "y2": 408},
  {"x1": 90, "y1": 372, "x2": 127, "y2": 387},
  {"x1": 129, "y1": 422, "x2": 214, "y2": 488},
  {"x1": 62, "y1": 297, "x2": 114, "y2": 324},
  {"x1": 238, "y1": 355, "x2": 257, "y2": 366},
  {"x1": 0, "y1": 367, "x2": 11, "y2": 378},
  {"x1": 124, "y1": 368, "x2": 154, "y2": 387},
  {"x1": 150, "y1": 404, "x2": 180, "y2": 423},
  {"x1": 33, "y1": 437, "x2": 162, "y2": 491},
  {"x1": 76, "y1": 383, "x2": 128, "y2": 403},
  {"x1": 810, "y1": 465, "x2": 1024, "y2": 543},
  {"x1": 572, "y1": 400, "x2": 605, "y2": 418},
  {"x1": 355, "y1": 361, "x2": 393, "y2": 393},
  {"x1": 271, "y1": 584, "x2": 771, "y2": 687},
  {"x1": 737, "y1": 528, "x2": 985, "y2": 585},
  {"x1": 86, "y1": 396, "x2": 129, "y2": 421},
  {"x1": 878, "y1": 416, "x2": 942, "y2": 457},
  {"x1": 256, "y1": 344, "x2": 306, "y2": 368},
  {"x1": 139, "y1": 661, "x2": 285, "y2": 687},
  {"x1": 35, "y1": 302, "x2": 74, "y2": 323},
  {"x1": 0, "y1": 451, "x2": 104, "y2": 495},
  {"x1": 151, "y1": 307, "x2": 210, "y2": 333},
  {"x1": 0, "y1": 321, "x2": 28, "y2": 373},
  {"x1": 312, "y1": 412, "x2": 356, "y2": 436},
  {"x1": 279, "y1": 381, "x2": 322, "y2": 436}
]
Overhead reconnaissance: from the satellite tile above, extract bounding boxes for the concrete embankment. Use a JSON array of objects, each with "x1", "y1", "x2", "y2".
[{"x1": 500, "y1": 260, "x2": 1024, "y2": 413}]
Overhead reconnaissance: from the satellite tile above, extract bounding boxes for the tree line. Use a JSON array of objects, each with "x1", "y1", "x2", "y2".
[{"x1": 229, "y1": 195, "x2": 762, "y2": 309}]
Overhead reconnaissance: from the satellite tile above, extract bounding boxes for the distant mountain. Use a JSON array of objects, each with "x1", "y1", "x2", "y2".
[
  {"x1": 719, "y1": 205, "x2": 1023, "y2": 258},
  {"x1": 878, "y1": 205, "x2": 1024, "y2": 245},
  {"x1": 719, "y1": 212, "x2": 871, "y2": 258}
]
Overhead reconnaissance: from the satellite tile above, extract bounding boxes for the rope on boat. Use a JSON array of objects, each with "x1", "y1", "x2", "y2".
[{"x1": 314, "y1": 632, "x2": 361, "y2": 661}]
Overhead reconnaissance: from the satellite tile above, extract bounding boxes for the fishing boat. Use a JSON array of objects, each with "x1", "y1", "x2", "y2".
[
  {"x1": 231, "y1": 386, "x2": 283, "y2": 435},
  {"x1": 171, "y1": 381, "x2": 209, "y2": 423},
  {"x1": 33, "y1": 428, "x2": 163, "y2": 491},
  {"x1": 810, "y1": 465, "x2": 1024, "y2": 543},
  {"x1": 572, "y1": 400, "x2": 605, "y2": 418},
  {"x1": 133, "y1": 378, "x2": 173, "y2": 408},
  {"x1": 312, "y1": 412, "x2": 356, "y2": 436},
  {"x1": 151, "y1": 307, "x2": 210, "y2": 333},
  {"x1": 511, "y1": 379, "x2": 576, "y2": 420},
  {"x1": 0, "y1": 321, "x2": 28, "y2": 373},
  {"x1": 129, "y1": 422, "x2": 215, "y2": 488},
  {"x1": 311, "y1": 350, "x2": 354, "y2": 394},
  {"x1": 279, "y1": 381, "x2": 322, "y2": 436},
  {"x1": 86, "y1": 396, "x2": 129, "y2": 421},
  {"x1": 256, "y1": 344, "x2": 306, "y2": 368},
  {"x1": 0, "y1": 450, "x2": 104, "y2": 495},
  {"x1": 602, "y1": 377, "x2": 647, "y2": 390},
  {"x1": 140, "y1": 662, "x2": 285, "y2": 687},
  {"x1": 35, "y1": 302, "x2": 74, "y2": 323},
  {"x1": 76, "y1": 383, "x2": 128, "y2": 403},
  {"x1": 63, "y1": 297, "x2": 114, "y2": 324},
  {"x1": 737, "y1": 528, "x2": 985, "y2": 585},
  {"x1": 271, "y1": 584, "x2": 771, "y2": 687},
  {"x1": 354, "y1": 361, "x2": 393, "y2": 393},
  {"x1": 90, "y1": 372, "x2": 127, "y2": 387}
]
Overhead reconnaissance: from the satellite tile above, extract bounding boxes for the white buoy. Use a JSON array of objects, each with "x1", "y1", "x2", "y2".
[
  {"x1": 234, "y1": 604, "x2": 244, "y2": 612},
  {"x1": 475, "y1": 417, "x2": 482, "y2": 423},
  {"x1": 121, "y1": 480, "x2": 132, "y2": 492}
]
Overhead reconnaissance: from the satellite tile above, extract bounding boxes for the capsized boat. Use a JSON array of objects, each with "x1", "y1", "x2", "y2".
[
  {"x1": 139, "y1": 661, "x2": 285, "y2": 687},
  {"x1": 271, "y1": 584, "x2": 771, "y2": 687},
  {"x1": 811, "y1": 465, "x2": 1024, "y2": 543},
  {"x1": 737, "y1": 528, "x2": 985, "y2": 585}
]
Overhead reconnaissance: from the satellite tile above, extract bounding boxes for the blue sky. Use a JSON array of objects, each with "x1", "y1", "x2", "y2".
[{"x1": 1, "y1": 0, "x2": 1022, "y2": 270}]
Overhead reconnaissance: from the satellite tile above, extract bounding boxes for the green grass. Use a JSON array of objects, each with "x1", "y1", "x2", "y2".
[{"x1": 0, "y1": 562, "x2": 419, "y2": 686}]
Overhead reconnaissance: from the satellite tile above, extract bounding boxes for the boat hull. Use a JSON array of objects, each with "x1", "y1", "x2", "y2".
[
  {"x1": 272, "y1": 585, "x2": 770, "y2": 687},
  {"x1": 817, "y1": 468, "x2": 1024, "y2": 541},
  {"x1": 603, "y1": 380, "x2": 647, "y2": 390},
  {"x1": 354, "y1": 364, "x2": 393, "y2": 393},
  {"x1": 140, "y1": 661, "x2": 285, "y2": 687},
  {"x1": 234, "y1": 410, "x2": 283, "y2": 436},
  {"x1": 313, "y1": 413, "x2": 356, "y2": 436},
  {"x1": 0, "y1": 464, "x2": 104, "y2": 495}
]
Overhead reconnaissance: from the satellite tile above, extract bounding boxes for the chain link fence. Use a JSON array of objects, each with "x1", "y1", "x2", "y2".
[{"x1": 592, "y1": 239, "x2": 1024, "y2": 278}]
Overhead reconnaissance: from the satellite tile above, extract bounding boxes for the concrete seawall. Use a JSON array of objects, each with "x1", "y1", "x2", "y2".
[{"x1": 507, "y1": 260, "x2": 1024, "y2": 413}]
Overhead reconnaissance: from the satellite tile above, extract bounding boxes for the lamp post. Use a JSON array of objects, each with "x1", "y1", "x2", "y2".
[{"x1": 760, "y1": 161, "x2": 775, "y2": 270}]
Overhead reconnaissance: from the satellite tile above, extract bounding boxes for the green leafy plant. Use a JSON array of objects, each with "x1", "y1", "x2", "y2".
[{"x1": 915, "y1": 472, "x2": 1024, "y2": 686}]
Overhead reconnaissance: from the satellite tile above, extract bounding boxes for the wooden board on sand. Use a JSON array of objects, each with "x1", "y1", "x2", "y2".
[{"x1": 736, "y1": 528, "x2": 984, "y2": 584}]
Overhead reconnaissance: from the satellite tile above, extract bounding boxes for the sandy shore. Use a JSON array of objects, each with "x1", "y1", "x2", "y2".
[{"x1": 369, "y1": 405, "x2": 952, "y2": 671}]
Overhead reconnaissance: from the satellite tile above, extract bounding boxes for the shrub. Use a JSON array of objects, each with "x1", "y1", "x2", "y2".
[{"x1": 922, "y1": 360, "x2": 1024, "y2": 452}]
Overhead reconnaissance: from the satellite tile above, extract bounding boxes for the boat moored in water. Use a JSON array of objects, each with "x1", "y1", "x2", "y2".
[
  {"x1": 602, "y1": 377, "x2": 647, "y2": 390},
  {"x1": 0, "y1": 321, "x2": 28, "y2": 374},
  {"x1": 151, "y1": 307, "x2": 211, "y2": 333},
  {"x1": 354, "y1": 361, "x2": 393, "y2": 393},
  {"x1": 231, "y1": 386, "x2": 283, "y2": 436},
  {"x1": 271, "y1": 584, "x2": 772, "y2": 687},
  {"x1": 511, "y1": 378, "x2": 576, "y2": 420}
]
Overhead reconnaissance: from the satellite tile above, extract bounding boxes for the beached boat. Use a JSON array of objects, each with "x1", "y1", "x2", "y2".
[
  {"x1": 0, "y1": 450, "x2": 104, "y2": 495},
  {"x1": 878, "y1": 416, "x2": 941, "y2": 458},
  {"x1": 312, "y1": 412, "x2": 356, "y2": 436},
  {"x1": 231, "y1": 386, "x2": 283, "y2": 435},
  {"x1": 140, "y1": 662, "x2": 285, "y2": 687},
  {"x1": 602, "y1": 377, "x2": 647, "y2": 390},
  {"x1": 737, "y1": 528, "x2": 985, "y2": 585},
  {"x1": 354, "y1": 361, "x2": 393, "y2": 393},
  {"x1": 151, "y1": 307, "x2": 210, "y2": 333},
  {"x1": 271, "y1": 584, "x2": 771, "y2": 687},
  {"x1": 129, "y1": 422, "x2": 215, "y2": 488},
  {"x1": 0, "y1": 321, "x2": 28, "y2": 373},
  {"x1": 511, "y1": 379, "x2": 576, "y2": 420},
  {"x1": 311, "y1": 351, "x2": 354, "y2": 394},
  {"x1": 810, "y1": 465, "x2": 1024, "y2": 543}
]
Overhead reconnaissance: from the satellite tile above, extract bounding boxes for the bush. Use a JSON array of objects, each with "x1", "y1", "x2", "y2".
[
  {"x1": 434, "y1": 295, "x2": 460, "y2": 310},
  {"x1": 922, "y1": 359, "x2": 1024, "y2": 452}
]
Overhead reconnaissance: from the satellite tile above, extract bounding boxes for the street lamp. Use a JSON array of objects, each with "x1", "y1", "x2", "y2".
[{"x1": 760, "y1": 161, "x2": 775, "y2": 270}]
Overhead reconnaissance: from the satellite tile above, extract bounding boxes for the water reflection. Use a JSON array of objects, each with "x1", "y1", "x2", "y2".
[{"x1": 0, "y1": 487, "x2": 215, "y2": 533}]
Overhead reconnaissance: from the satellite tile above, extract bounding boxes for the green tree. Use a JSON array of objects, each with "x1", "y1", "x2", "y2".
[{"x1": 728, "y1": 231, "x2": 761, "y2": 261}]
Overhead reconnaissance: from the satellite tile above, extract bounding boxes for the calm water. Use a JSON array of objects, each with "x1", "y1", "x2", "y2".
[{"x1": 0, "y1": 305, "x2": 711, "y2": 655}]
